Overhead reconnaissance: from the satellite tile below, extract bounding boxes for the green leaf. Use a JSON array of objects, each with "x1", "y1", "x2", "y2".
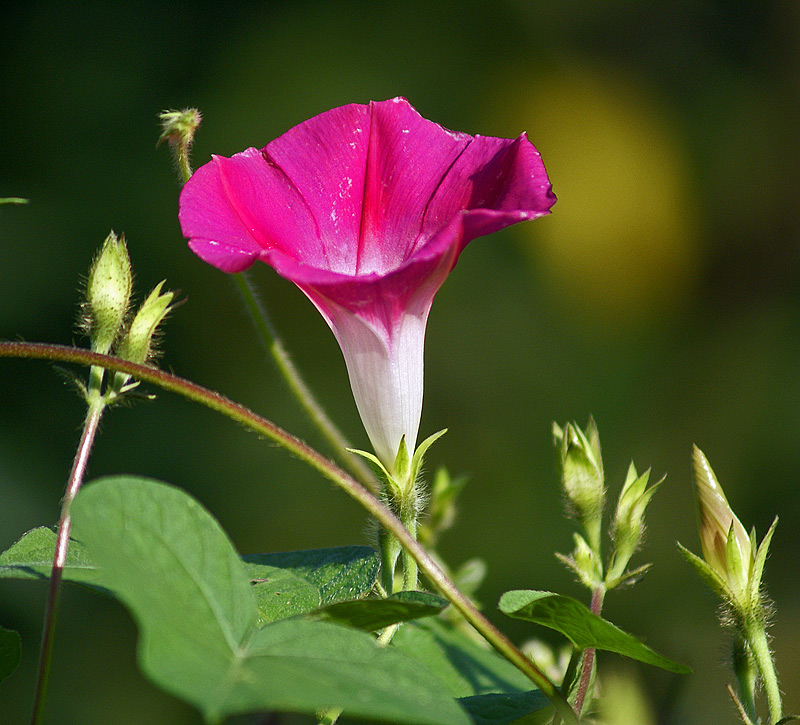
[
  {"x1": 72, "y1": 476, "x2": 468, "y2": 724},
  {"x1": 0, "y1": 527, "x2": 102, "y2": 586},
  {"x1": 311, "y1": 590, "x2": 448, "y2": 631},
  {"x1": 499, "y1": 590, "x2": 690, "y2": 674},
  {"x1": 0, "y1": 625, "x2": 21, "y2": 683},
  {"x1": 459, "y1": 690, "x2": 551, "y2": 724},
  {"x1": 250, "y1": 568, "x2": 320, "y2": 626},
  {"x1": 392, "y1": 617, "x2": 534, "y2": 698},
  {"x1": 243, "y1": 545, "x2": 378, "y2": 606}
]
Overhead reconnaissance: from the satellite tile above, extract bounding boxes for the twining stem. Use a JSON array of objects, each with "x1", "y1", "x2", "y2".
[
  {"x1": 233, "y1": 273, "x2": 378, "y2": 494},
  {"x1": 746, "y1": 617, "x2": 782, "y2": 724},
  {"x1": 0, "y1": 342, "x2": 580, "y2": 724},
  {"x1": 30, "y1": 392, "x2": 106, "y2": 725},
  {"x1": 573, "y1": 586, "x2": 605, "y2": 715}
]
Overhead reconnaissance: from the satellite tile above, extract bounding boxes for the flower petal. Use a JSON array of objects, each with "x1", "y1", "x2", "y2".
[
  {"x1": 414, "y1": 132, "x2": 556, "y2": 257},
  {"x1": 355, "y1": 98, "x2": 471, "y2": 275}
]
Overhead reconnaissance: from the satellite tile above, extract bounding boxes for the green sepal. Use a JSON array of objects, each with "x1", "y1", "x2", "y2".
[
  {"x1": 392, "y1": 435, "x2": 411, "y2": 486},
  {"x1": 409, "y1": 428, "x2": 447, "y2": 487},
  {"x1": 725, "y1": 520, "x2": 749, "y2": 604},
  {"x1": 585, "y1": 416, "x2": 603, "y2": 479},
  {"x1": 347, "y1": 447, "x2": 392, "y2": 482},
  {"x1": 750, "y1": 516, "x2": 778, "y2": 600},
  {"x1": 678, "y1": 542, "x2": 731, "y2": 601}
]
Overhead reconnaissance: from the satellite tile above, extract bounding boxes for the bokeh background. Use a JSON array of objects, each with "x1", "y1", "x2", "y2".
[{"x1": 1, "y1": 1, "x2": 799, "y2": 723}]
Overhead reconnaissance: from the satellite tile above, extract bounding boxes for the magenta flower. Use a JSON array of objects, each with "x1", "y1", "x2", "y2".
[{"x1": 179, "y1": 98, "x2": 555, "y2": 469}]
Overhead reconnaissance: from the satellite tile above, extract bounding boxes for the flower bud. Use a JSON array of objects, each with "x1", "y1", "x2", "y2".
[
  {"x1": 85, "y1": 232, "x2": 132, "y2": 354},
  {"x1": 557, "y1": 532, "x2": 604, "y2": 589},
  {"x1": 553, "y1": 419, "x2": 605, "y2": 550},
  {"x1": 118, "y1": 281, "x2": 174, "y2": 365},
  {"x1": 608, "y1": 463, "x2": 662, "y2": 584},
  {"x1": 158, "y1": 108, "x2": 202, "y2": 150},
  {"x1": 692, "y1": 446, "x2": 752, "y2": 599}
]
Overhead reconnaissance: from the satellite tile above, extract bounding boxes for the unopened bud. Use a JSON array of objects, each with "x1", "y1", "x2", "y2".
[
  {"x1": 86, "y1": 232, "x2": 132, "y2": 354},
  {"x1": 609, "y1": 463, "x2": 662, "y2": 583},
  {"x1": 554, "y1": 419, "x2": 605, "y2": 550},
  {"x1": 158, "y1": 108, "x2": 202, "y2": 149},
  {"x1": 692, "y1": 446, "x2": 752, "y2": 598},
  {"x1": 118, "y1": 281, "x2": 174, "y2": 365},
  {"x1": 569, "y1": 533, "x2": 603, "y2": 588}
]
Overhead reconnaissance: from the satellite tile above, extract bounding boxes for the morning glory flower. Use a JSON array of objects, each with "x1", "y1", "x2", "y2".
[{"x1": 179, "y1": 97, "x2": 555, "y2": 469}]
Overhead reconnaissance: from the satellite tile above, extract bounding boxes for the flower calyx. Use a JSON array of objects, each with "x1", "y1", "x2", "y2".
[{"x1": 349, "y1": 428, "x2": 447, "y2": 502}]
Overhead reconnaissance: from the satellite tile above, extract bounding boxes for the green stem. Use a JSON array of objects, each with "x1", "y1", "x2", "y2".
[
  {"x1": 0, "y1": 342, "x2": 579, "y2": 724},
  {"x1": 31, "y1": 393, "x2": 106, "y2": 725},
  {"x1": 400, "y1": 503, "x2": 419, "y2": 592},
  {"x1": 747, "y1": 618, "x2": 782, "y2": 724},
  {"x1": 732, "y1": 634, "x2": 758, "y2": 724},
  {"x1": 233, "y1": 273, "x2": 378, "y2": 494},
  {"x1": 379, "y1": 526, "x2": 400, "y2": 595}
]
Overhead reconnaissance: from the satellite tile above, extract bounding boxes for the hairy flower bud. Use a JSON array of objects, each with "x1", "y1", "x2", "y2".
[
  {"x1": 608, "y1": 463, "x2": 662, "y2": 584},
  {"x1": 158, "y1": 108, "x2": 202, "y2": 150},
  {"x1": 692, "y1": 446, "x2": 752, "y2": 598},
  {"x1": 553, "y1": 419, "x2": 605, "y2": 550},
  {"x1": 118, "y1": 282, "x2": 174, "y2": 365},
  {"x1": 85, "y1": 232, "x2": 132, "y2": 354}
]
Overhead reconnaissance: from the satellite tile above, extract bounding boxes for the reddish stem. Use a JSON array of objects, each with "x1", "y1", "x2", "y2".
[
  {"x1": 31, "y1": 399, "x2": 105, "y2": 725},
  {"x1": 573, "y1": 586, "x2": 605, "y2": 715}
]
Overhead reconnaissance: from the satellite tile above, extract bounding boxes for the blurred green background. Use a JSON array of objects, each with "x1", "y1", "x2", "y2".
[{"x1": 1, "y1": 1, "x2": 799, "y2": 723}]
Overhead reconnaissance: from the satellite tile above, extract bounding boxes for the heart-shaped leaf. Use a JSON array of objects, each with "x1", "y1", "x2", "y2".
[{"x1": 71, "y1": 476, "x2": 469, "y2": 724}]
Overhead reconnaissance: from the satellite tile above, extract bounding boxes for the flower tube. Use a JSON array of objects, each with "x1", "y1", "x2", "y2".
[{"x1": 179, "y1": 98, "x2": 555, "y2": 469}]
